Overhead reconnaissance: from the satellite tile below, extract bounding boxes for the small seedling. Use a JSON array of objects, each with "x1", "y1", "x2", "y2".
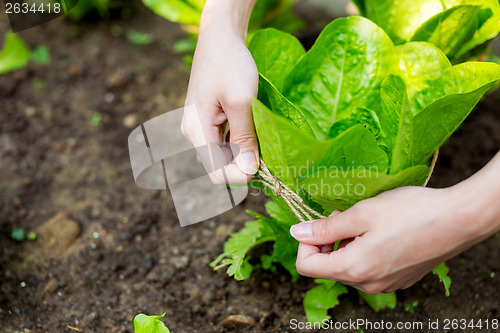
[
  {"x1": 127, "y1": 29, "x2": 153, "y2": 46},
  {"x1": 32, "y1": 46, "x2": 51, "y2": 65},
  {"x1": 11, "y1": 229, "x2": 38, "y2": 241},
  {"x1": 404, "y1": 301, "x2": 419, "y2": 313},
  {"x1": 134, "y1": 313, "x2": 169, "y2": 333},
  {"x1": 90, "y1": 112, "x2": 102, "y2": 127},
  {"x1": 11, "y1": 229, "x2": 25, "y2": 241}
]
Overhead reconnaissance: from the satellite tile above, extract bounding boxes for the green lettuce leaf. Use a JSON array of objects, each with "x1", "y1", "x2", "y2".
[
  {"x1": 410, "y1": 5, "x2": 481, "y2": 60},
  {"x1": 282, "y1": 16, "x2": 396, "y2": 140},
  {"x1": 316, "y1": 125, "x2": 389, "y2": 175},
  {"x1": 363, "y1": 0, "x2": 444, "y2": 44},
  {"x1": 358, "y1": 291, "x2": 397, "y2": 312},
  {"x1": 258, "y1": 75, "x2": 314, "y2": 136},
  {"x1": 142, "y1": 0, "x2": 202, "y2": 25},
  {"x1": 397, "y1": 43, "x2": 500, "y2": 113},
  {"x1": 210, "y1": 218, "x2": 275, "y2": 281},
  {"x1": 253, "y1": 98, "x2": 330, "y2": 189},
  {"x1": 328, "y1": 107, "x2": 381, "y2": 139},
  {"x1": 379, "y1": 75, "x2": 413, "y2": 173},
  {"x1": 360, "y1": 0, "x2": 500, "y2": 61},
  {"x1": 134, "y1": 313, "x2": 170, "y2": 333},
  {"x1": 304, "y1": 280, "x2": 348, "y2": 323},
  {"x1": 395, "y1": 42, "x2": 451, "y2": 110},
  {"x1": 412, "y1": 82, "x2": 496, "y2": 164},
  {"x1": 300, "y1": 166, "x2": 428, "y2": 212},
  {"x1": 0, "y1": 32, "x2": 30, "y2": 75},
  {"x1": 443, "y1": 0, "x2": 500, "y2": 59},
  {"x1": 264, "y1": 201, "x2": 300, "y2": 281},
  {"x1": 351, "y1": 0, "x2": 366, "y2": 15},
  {"x1": 249, "y1": 28, "x2": 305, "y2": 91},
  {"x1": 248, "y1": 0, "x2": 305, "y2": 33},
  {"x1": 433, "y1": 262, "x2": 452, "y2": 296}
]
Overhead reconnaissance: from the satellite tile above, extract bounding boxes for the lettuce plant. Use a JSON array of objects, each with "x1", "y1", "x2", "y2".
[
  {"x1": 134, "y1": 313, "x2": 170, "y2": 333},
  {"x1": 353, "y1": 0, "x2": 500, "y2": 63},
  {"x1": 212, "y1": 16, "x2": 500, "y2": 323}
]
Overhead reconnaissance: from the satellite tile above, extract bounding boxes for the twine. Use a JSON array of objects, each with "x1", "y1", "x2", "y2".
[
  {"x1": 423, "y1": 149, "x2": 439, "y2": 187},
  {"x1": 257, "y1": 158, "x2": 326, "y2": 222},
  {"x1": 256, "y1": 150, "x2": 439, "y2": 222}
]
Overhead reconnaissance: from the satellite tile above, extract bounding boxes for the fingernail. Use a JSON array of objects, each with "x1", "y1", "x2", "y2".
[
  {"x1": 329, "y1": 210, "x2": 341, "y2": 217},
  {"x1": 239, "y1": 152, "x2": 259, "y2": 175},
  {"x1": 290, "y1": 222, "x2": 313, "y2": 239}
]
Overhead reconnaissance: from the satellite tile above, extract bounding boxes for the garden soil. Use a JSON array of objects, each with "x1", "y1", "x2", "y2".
[{"x1": 1, "y1": 2, "x2": 499, "y2": 332}]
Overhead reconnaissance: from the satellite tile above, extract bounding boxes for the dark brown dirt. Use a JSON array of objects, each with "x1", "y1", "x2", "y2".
[{"x1": 0, "y1": 2, "x2": 499, "y2": 332}]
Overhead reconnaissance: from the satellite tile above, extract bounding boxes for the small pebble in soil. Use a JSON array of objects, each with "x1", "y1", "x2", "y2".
[
  {"x1": 43, "y1": 279, "x2": 59, "y2": 294},
  {"x1": 104, "y1": 92, "x2": 115, "y2": 103},
  {"x1": 123, "y1": 114, "x2": 138, "y2": 129},
  {"x1": 84, "y1": 311, "x2": 99, "y2": 325},
  {"x1": 220, "y1": 314, "x2": 257, "y2": 327},
  {"x1": 20, "y1": 281, "x2": 26, "y2": 288},
  {"x1": 172, "y1": 255, "x2": 189, "y2": 269},
  {"x1": 37, "y1": 213, "x2": 81, "y2": 254}
]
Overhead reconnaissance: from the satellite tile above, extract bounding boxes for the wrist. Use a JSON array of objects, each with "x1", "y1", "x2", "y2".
[
  {"x1": 445, "y1": 159, "x2": 500, "y2": 242},
  {"x1": 200, "y1": 0, "x2": 255, "y2": 42}
]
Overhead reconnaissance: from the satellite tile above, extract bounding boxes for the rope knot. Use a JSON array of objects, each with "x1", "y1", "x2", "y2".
[
  {"x1": 271, "y1": 178, "x2": 282, "y2": 196},
  {"x1": 256, "y1": 158, "x2": 326, "y2": 222}
]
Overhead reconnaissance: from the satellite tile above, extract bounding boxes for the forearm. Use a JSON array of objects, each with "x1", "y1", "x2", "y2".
[
  {"x1": 200, "y1": 0, "x2": 257, "y2": 41},
  {"x1": 448, "y1": 151, "x2": 500, "y2": 242}
]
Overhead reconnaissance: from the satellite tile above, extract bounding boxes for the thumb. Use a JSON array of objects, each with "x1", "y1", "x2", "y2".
[
  {"x1": 290, "y1": 211, "x2": 362, "y2": 245},
  {"x1": 225, "y1": 102, "x2": 260, "y2": 175}
]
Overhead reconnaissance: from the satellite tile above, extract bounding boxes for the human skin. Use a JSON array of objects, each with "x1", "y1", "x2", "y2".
[
  {"x1": 291, "y1": 152, "x2": 500, "y2": 294},
  {"x1": 181, "y1": 0, "x2": 258, "y2": 185}
]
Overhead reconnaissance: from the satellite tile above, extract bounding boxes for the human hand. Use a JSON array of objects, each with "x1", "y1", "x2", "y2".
[
  {"x1": 290, "y1": 186, "x2": 485, "y2": 294},
  {"x1": 181, "y1": 2, "x2": 259, "y2": 185}
]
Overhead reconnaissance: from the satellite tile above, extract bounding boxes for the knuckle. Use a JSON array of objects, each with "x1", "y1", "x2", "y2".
[
  {"x1": 346, "y1": 262, "x2": 372, "y2": 284},
  {"x1": 295, "y1": 259, "x2": 308, "y2": 277},
  {"x1": 208, "y1": 172, "x2": 226, "y2": 185},
  {"x1": 350, "y1": 200, "x2": 373, "y2": 222},
  {"x1": 231, "y1": 133, "x2": 256, "y2": 148},
  {"x1": 313, "y1": 220, "x2": 332, "y2": 240},
  {"x1": 225, "y1": 93, "x2": 253, "y2": 111}
]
